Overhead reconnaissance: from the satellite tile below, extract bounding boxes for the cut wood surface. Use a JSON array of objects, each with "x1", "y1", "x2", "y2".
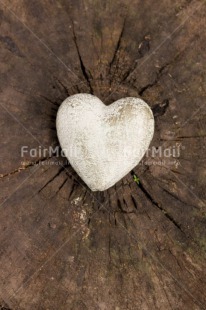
[{"x1": 0, "y1": 0, "x2": 206, "y2": 309}]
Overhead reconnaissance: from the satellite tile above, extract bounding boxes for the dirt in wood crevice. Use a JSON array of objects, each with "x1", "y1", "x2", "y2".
[
  {"x1": 0, "y1": 156, "x2": 54, "y2": 179},
  {"x1": 152, "y1": 99, "x2": 170, "y2": 117},
  {"x1": 55, "y1": 77, "x2": 71, "y2": 97},
  {"x1": 70, "y1": 19, "x2": 94, "y2": 94},
  {"x1": 0, "y1": 304, "x2": 12, "y2": 310},
  {"x1": 109, "y1": 16, "x2": 127, "y2": 74},
  {"x1": 130, "y1": 171, "x2": 184, "y2": 233},
  {"x1": 127, "y1": 48, "x2": 183, "y2": 97},
  {"x1": 117, "y1": 198, "x2": 135, "y2": 214}
]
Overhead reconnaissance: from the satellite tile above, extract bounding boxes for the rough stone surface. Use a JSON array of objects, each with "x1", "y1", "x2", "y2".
[{"x1": 56, "y1": 94, "x2": 154, "y2": 191}]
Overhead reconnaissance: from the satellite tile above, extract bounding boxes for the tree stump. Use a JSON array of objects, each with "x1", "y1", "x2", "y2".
[{"x1": 0, "y1": 1, "x2": 206, "y2": 309}]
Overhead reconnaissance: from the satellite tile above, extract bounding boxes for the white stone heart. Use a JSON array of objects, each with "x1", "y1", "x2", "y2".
[{"x1": 56, "y1": 94, "x2": 154, "y2": 191}]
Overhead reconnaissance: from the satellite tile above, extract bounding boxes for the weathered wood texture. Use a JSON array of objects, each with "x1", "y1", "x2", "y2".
[{"x1": 0, "y1": 0, "x2": 206, "y2": 309}]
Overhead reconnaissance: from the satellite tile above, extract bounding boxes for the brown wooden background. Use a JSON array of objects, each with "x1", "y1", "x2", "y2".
[{"x1": 0, "y1": 0, "x2": 206, "y2": 309}]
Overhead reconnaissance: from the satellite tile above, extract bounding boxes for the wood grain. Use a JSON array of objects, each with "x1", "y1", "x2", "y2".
[{"x1": 0, "y1": 0, "x2": 206, "y2": 309}]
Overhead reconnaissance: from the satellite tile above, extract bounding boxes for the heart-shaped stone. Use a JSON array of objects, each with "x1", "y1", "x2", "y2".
[{"x1": 56, "y1": 94, "x2": 154, "y2": 191}]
